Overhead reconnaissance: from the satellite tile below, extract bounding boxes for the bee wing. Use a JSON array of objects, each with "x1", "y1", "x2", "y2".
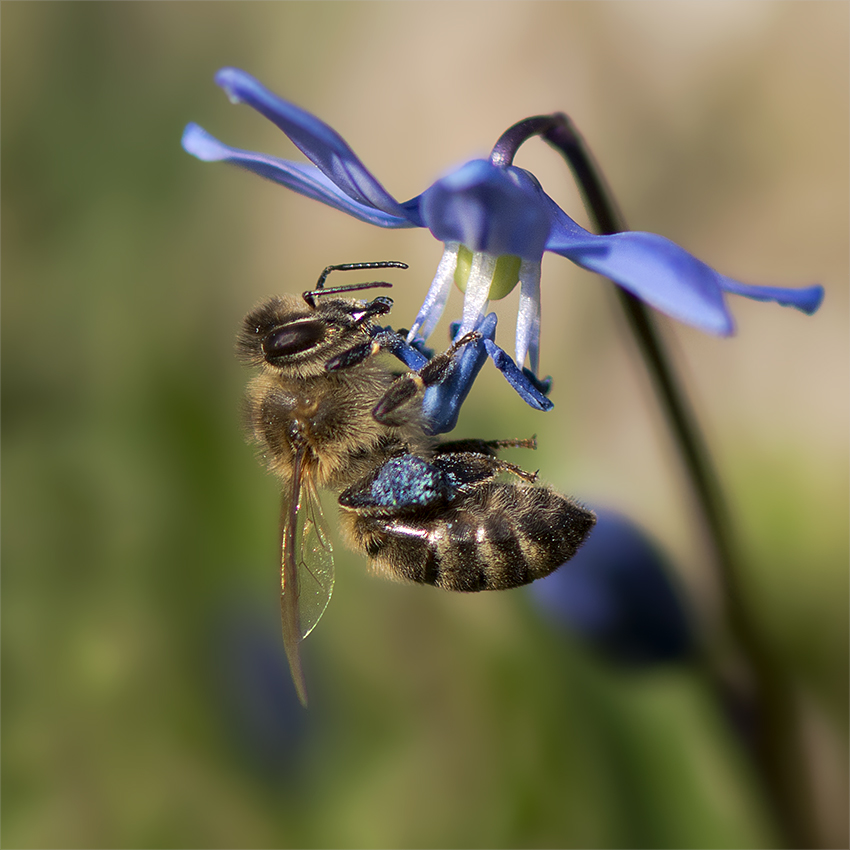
[
  {"x1": 280, "y1": 446, "x2": 335, "y2": 707},
  {"x1": 292, "y1": 474, "x2": 334, "y2": 638}
]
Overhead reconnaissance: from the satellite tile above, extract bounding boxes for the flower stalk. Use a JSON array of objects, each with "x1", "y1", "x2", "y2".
[{"x1": 502, "y1": 112, "x2": 815, "y2": 849}]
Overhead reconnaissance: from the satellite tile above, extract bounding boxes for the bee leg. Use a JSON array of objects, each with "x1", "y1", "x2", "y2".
[
  {"x1": 322, "y1": 325, "x2": 409, "y2": 372},
  {"x1": 377, "y1": 315, "x2": 556, "y2": 435},
  {"x1": 372, "y1": 315, "x2": 555, "y2": 436},
  {"x1": 372, "y1": 332, "x2": 482, "y2": 423},
  {"x1": 338, "y1": 454, "x2": 456, "y2": 512},
  {"x1": 417, "y1": 313, "x2": 550, "y2": 436},
  {"x1": 435, "y1": 437, "x2": 538, "y2": 457},
  {"x1": 324, "y1": 338, "x2": 381, "y2": 372},
  {"x1": 373, "y1": 316, "x2": 494, "y2": 434},
  {"x1": 431, "y1": 450, "x2": 539, "y2": 486},
  {"x1": 323, "y1": 323, "x2": 428, "y2": 373}
]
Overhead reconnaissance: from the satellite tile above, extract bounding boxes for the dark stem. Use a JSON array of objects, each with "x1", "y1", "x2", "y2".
[{"x1": 494, "y1": 114, "x2": 816, "y2": 848}]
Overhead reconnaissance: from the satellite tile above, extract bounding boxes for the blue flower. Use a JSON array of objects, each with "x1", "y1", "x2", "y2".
[
  {"x1": 531, "y1": 509, "x2": 694, "y2": 665},
  {"x1": 183, "y1": 68, "x2": 823, "y2": 406},
  {"x1": 212, "y1": 593, "x2": 310, "y2": 775}
]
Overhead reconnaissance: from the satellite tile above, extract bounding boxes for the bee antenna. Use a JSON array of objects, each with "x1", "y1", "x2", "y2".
[
  {"x1": 303, "y1": 262, "x2": 408, "y2": 307},
  {"x1": 314, "y1": 261, "x2": 408, "y2": 290}
]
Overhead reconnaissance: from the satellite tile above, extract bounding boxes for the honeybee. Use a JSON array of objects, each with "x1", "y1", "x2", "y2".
[{"x1": 239, "y1": 262, "x2": 595, "y2": 704}]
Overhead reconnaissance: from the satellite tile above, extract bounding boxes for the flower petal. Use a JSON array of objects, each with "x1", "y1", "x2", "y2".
[
  {"x1": 182, "y1": 124, "x2": 415, "y2": 229},
  {"x1": 213, "y1": 68, "x2": 412, "y2": 220},
  {"x1": 420, "y1": 160, "x2": 551, "y2": 259},
  {"x1": 717, "y1": 275, "x2": 824, "y2": 314},
  {"x1": 546, "y1": 198, "x2": 824, "y2": 334},
  {"x1": 545, "y1": 203, "x2": 734, "y2": 335}
]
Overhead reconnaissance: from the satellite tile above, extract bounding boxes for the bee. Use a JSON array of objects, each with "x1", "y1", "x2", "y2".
[{"x1": 238, "y1": 262, "x2": 596, "y2": 704}]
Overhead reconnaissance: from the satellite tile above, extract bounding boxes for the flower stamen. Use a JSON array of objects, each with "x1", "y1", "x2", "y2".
[
  {"x1": 460, "y1": 251, "x2": 499, "y2": 336},
  {"x1": 406, "y1": 242, "x2": 459, "y2": 345},
  {"x1": 516, "y1": 259, "x2": 542, "y2": 374}
]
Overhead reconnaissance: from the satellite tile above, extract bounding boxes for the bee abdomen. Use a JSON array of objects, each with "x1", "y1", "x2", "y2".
[{"x1": 350, "y1": 482, "x2": 596, "y2": 592}]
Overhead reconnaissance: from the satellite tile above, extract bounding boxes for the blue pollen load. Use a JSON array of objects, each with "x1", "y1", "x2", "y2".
[{"x1": 367, "y1": 456, "x2": 452, "y2": 508}]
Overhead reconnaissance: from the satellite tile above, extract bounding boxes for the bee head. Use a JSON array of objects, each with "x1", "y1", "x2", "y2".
[
  {"x1": 237, "y1": 262, "x2": 405, "y2": 377},
  {"x1": 237, "y1": 296, "x2": 325, "y2": 367},
  {"x1": 237, "y1": 293, "x2": 392, "y2": 377}
]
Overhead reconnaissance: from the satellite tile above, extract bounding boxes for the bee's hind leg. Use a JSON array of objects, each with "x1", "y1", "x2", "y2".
[
  {"x1": 435, "y1": 437, "x2": 538, "y2": 457},
  {"x1": 338, "y1": 454, "x2": 457, "y2": 512},
  {"x1": 430, "y1": 449, "x2": 539, "y2": 486}
]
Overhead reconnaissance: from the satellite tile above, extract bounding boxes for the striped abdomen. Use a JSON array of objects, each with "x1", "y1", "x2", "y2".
[{"x1": 346, "y1": 481, "x2": 596, "y2": 592}]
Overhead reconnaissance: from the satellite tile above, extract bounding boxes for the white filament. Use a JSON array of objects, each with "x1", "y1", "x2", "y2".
[
  {"x1": 515, "y1": 259, "x2": 542, "y2": 374},
  {"x1": 406, "y1": 242, "x2": 460, "y2": 345},
  {"x1": 460, "y1": 251, "x2": 498, "y2": 335}
]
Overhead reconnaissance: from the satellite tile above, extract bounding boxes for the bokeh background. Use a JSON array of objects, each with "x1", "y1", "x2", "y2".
[{"x1": 3, "y1": 2, "x2": 847, "y2": 847}]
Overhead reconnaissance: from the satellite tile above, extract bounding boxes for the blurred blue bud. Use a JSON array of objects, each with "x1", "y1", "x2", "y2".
[
  {"x1": 531, "y1": 509, "x2": 694, "y2": 665},
  {"x1": 211, "y1": 593, "x2": 309, "y2": 778}
]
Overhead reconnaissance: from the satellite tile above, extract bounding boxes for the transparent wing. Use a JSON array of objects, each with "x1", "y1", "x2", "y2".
[
  {"x1": 280, "y1": 446, "x2": 334, "y2": 707},
  {"x1": 294, "y1": 475, "x2": 334, "y2": 639}
]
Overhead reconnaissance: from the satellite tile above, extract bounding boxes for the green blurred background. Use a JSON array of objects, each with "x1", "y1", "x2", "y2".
[{"x1": 3, "y1": 2, "x2": 847, "y2": 847}]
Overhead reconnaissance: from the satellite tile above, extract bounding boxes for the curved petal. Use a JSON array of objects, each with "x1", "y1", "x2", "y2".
[
  {"x1": 545, "y1": 202, "x2": 734, "y2": 335},
  {"x1": 420, "y1": 160, "x2": 551, "y2": 259},
  {"x1": 182, "y1": 124, "x2": 415, "y2": 229},
  {"x1": 717, "y1": 275, "x2": 824, "y2": 315},
  {"x1": 213, "y1": 68, "x2": 412, "y2": 220},
  {"x1": 396, "y1": 195, "x2": 426, "y2": 229}
]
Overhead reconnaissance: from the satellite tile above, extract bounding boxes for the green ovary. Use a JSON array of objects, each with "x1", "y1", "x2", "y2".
[{"x1": 454, "y1": 246, "x2": 522, "y2": 300}]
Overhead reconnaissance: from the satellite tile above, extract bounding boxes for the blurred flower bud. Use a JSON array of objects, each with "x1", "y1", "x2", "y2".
[
  {"x1": 531, "y1": 509, "x2": 694, "y2": 665},
  {"x1": 211, "y1": 593, "x2": 309, "y2": 778}
]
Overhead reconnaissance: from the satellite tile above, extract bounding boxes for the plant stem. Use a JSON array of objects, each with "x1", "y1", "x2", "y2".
[{"x1": 506, "y1": 113, "x2": 815, "y2": 848}]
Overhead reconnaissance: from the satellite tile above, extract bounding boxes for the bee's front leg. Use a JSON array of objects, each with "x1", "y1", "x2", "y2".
[
  {"x1": 414, "y1": 313, "x2": 552, "y2": 436},
  {"x1": 371, "y1": 332, "x2": 482, "y2": 423},
  {"x1": 323, "y1": 327, "x2": 407, "y2": 373}
]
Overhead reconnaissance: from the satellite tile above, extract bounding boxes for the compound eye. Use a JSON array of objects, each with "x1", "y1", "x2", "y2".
[{"x1": 262, "y1": 320, "x2": 325, "y2": 360}]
